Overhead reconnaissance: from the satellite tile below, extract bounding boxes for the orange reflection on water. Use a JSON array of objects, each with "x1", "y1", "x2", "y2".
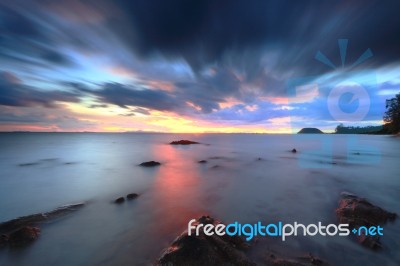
[{"x1": 147, "y1": 143, "x2": 207, "y2": 237}]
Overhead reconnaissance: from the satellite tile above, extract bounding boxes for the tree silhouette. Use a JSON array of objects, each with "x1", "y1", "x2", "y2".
[{"x1": 384, "y1": 93, "x2": 400, "y2": 134}]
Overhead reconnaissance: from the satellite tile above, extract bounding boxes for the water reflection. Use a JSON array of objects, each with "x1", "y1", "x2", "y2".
[{"x1": 147, "y1": 144, "x2": 206, "y2": 237}]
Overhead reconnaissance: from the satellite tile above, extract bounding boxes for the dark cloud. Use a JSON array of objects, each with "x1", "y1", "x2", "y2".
[
  {"x1": 0, "y1": 72, "x2": 82, "y2": 108},
  {"x1": 40, "y1": 49, "x2": 74, "y2": 66},
  {"x1": 82, "y1": 82, "x2": 180, "y2": 111},
  {"x1": 0, "y1": 5, "x2": 44, "y2": 39},
  {"x1": 1, "y1": 0, "x2": 399, "y2": 129},
  {"x1": 0, "y1": 105, "x2": 97, "y2": 130},
  {"x1": 131, "y1": 107, "x2": 150, "y2": 115},
  {"x1": 89, "y1": 104, "x2": 108, "y2": 109},
  {"x1": 111, "y1": 0, "x2": 400, "y2": 72},
  {"x1": 119, "y1": 113, "x2": 135, "y2": 117},
  {"x1": 0, "y1": 3, "x2": 75, "y2": 68}
]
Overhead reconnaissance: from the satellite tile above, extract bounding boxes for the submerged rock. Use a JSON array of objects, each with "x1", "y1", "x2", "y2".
[
  {"x1": 139, "y1": 161, "x2": 161, "y2": 167},
  {"x1": 156, "y1": 216, "x2": 254, "y2": 266},
  {"x1": 115, "y1": 197, "x2": 125, "y2": 204},
  {"x1": 0, "y1": 203, "x2": 85, "y2": 235},
  {"x1": 0, "y1": 203, "x2": 84, "y2": 249},
  {"x1": 336, "y1": 192, "x2": 396, "y2": 249},
  {"x1": 18, "y1": 162, "x2": 40, "y2": 167},
  {"x1": 170, "y1": 140, "x2": 200, "y2": 145},
  {"x1": 127, "y1": 193, "x2": 139, "y2": 200},
  {"x1": 291, "y1": 148, "x2": 297, "y2": 153},
  {"x1": 7, "y1": 226, "x2": 40, "y2": 247},
  {"x1": 198, "y1": 160, "x2": 207, "y2": 164}
]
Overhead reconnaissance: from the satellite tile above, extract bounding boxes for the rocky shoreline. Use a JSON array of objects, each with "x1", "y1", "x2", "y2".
[
  {"x1": 0, "y1": 188, "x2": 397, "y2": 264},
  {"x1": 154, "y1": 191, "x2": 397, "y2": 265},
  {"x1": 0, "y1": 203, "x2": 85, "y2": 248}
]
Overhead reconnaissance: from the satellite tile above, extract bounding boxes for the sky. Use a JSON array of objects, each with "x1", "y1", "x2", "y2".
[{"x1": 0, "y1": 0, "x2": 399, "y2": 133}]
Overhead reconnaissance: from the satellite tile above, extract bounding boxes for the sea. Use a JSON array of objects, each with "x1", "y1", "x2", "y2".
[{"x1": 0, "y1": 133, "x2": 399, "y2": 265}]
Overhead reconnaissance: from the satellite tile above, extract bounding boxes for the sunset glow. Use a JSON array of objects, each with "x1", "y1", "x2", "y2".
[{"x1": 0, "y1": 1, "x2": 399, "y2": 133}]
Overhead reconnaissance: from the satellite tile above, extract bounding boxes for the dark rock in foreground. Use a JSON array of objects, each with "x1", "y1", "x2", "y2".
[
  {"x1": 298, "y1": 128, "x2": 323, "y2": 134},
  {"x1": 336, "y1": 192, "x2": 396, "y2": 249},
  {"x1": 7, "y1": 226, "x2": 40, "y2": 247},
  {"x1": 265, "y1": 252, "x2": 329, "y2": 266},
  {"x1": 139, "y1": 161, "x2": 161, "y2": 167},
  {"x1": 170, "y1": 140, "x2": 200, "y2": 145},
  {"x1": 291, "y1": 148, "x2": 297, "y2": 153},
  {"x1": 115, "y1": 197, "x2": 125, "y2": 204},
  {"x1": 156, "y1": 216, "x2": 254, "y2": 266},
  {"x1": 127, "y1": 193, "x2": 139, "y2": 200},
  {"x1": 0, "y1": 203, "x2": 84, "y2": 248},
  {"x1": 0, "y1": 203, "x2": 85, "y2": 235},
  {"x1": 198, "y1": 160, "x2": 207, "y2": 164}
]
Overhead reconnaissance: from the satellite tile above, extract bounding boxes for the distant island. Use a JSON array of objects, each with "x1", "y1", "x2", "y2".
[{"x1": 298, "y1": 128, "x2": 324, "y2": 134}]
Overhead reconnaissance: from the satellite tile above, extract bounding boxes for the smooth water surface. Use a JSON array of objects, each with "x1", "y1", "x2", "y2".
[{"x1": 0, "y1": 133, "x2": 399, "y2": 265}]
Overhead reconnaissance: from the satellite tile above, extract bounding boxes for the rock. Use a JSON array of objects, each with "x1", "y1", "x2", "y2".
[
  {"x1": 291, "y1": 148, "x2": 297, "y2": 153},
  {"x1": 126, "y1": 193, "x2": 139, "y2": 200},
  {"x1": 18, "y1": 162, "x2": 40, "y2": 167},
  {"x1": 357, "y1": 233, "x2": 382, "y2": 250},
  {"x1": 336, "y1": 192, "x2": 396, "y2": 226},
  {"x1": 156, "y1": 216, "x2": 254, "y2": 266},
  {"x1": 265, "y1": 252, "x2": 329, "y2": 266},
  {"x1": 7, "y1": 226, "x2": 40, "y2": 247},
  {"x1": 0, "y1": 234, "x2": 8, "y2": 248},
  {"x1": 336, "y1": 192, "x2": 396, "y2": 249},
  {"x1": 139, "y1": 161, "x2": 161, "y2": 167},
  {"x1": 115, "y1": 197, "x2": 125, "y2": 204},
  {"x1": 198, "y1": 160, "x2": 207, "y2": 163},
  {"x1": 0, "y1": 203, "x2": 85, "y2": 235},
  {"x1": 170, "y1": 140, "x2": 200, "y2": 145}
]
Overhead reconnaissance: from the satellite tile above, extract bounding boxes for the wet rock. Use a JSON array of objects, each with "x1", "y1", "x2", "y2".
[
  {"x1": 115, "y1": 197, "x2": 125, "y2": 204},
  {"x1": 357, "y1": 233, "x2": 382, "y2": 250},
  {"x1": 127, "y1": 193, "x2": 139, "y2": 200},
  {"x1": 0, "y1": 203, "x2": 85, "y2": 235},
  {"x1": 170, "y1": 140, "x2": 200, "y2": 145},
  {"x1": 7, "y1": 226, "x2": 40, "y2": 247},
  {"x1": 336, "y1": 192, "x2": 396, "y2": 249},
  {"x1": 156, "y1": 216, "x2": 254, "y2": 266},
  {"x1": 291, "y1": 148, "x2": 297, "y2": 153},
  {"x1": 336, "y1": 192, "x2": 396, "y2": 226},
  {"x1": 139, "y1": 161, "x2": 161, "y2": 167},
  {"x1": 198, "y1": 160, "x2": 207, "y2": 163},
  {"x1": 0, "y1": 234, "x2": 8, "y2": 248},
  {"x1": 265, "y1": 252, "x2": 329, "y2": 266},
  {"x1": 18, "y1": 162, "x2": 40, "y2": 167}
]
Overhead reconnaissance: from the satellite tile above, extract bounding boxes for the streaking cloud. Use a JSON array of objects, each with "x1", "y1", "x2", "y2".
[{"x1": 0, "y1": 0, "x2": 399, "y2": 132}]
